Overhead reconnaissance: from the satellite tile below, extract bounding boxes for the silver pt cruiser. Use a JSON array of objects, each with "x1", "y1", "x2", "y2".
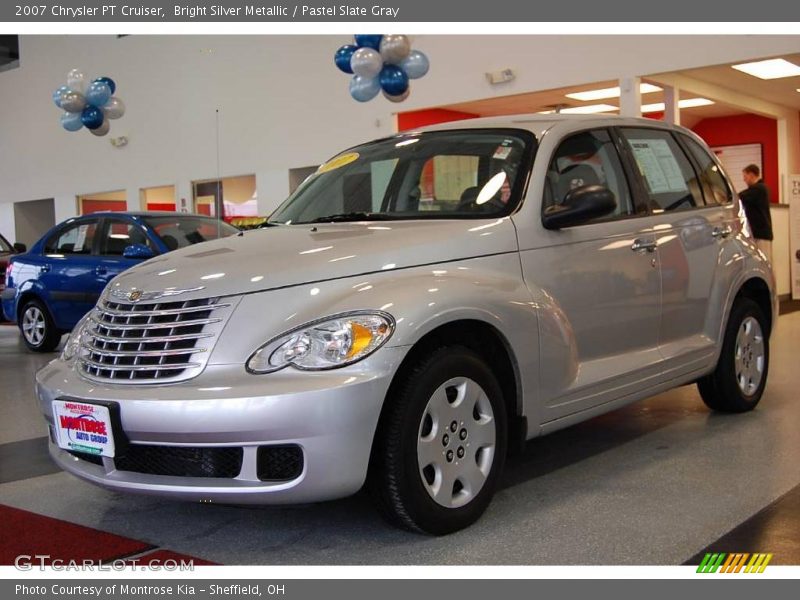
[{"x1": 37, "y1": 115, "x2": 777, "y2": 534}]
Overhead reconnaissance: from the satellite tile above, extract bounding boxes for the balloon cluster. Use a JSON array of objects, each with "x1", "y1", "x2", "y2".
[
  {"x1": 52, "y1": 69, "x2": 126, "y2": 137},
  {"x1": 335, "y1": 35, "x2": 429, "y2": 103}
]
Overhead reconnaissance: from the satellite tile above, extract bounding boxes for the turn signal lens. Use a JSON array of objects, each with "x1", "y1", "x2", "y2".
[{"x1": 246, "y1": 311, "x2": 395, "y2": 374}]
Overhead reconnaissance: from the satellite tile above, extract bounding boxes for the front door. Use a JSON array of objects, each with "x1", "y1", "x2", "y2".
[
  {"x1": 517, "y1": 128, "x2": 662, "y2": 421},
  {"x1": 40, "y1": 218, "x2": 100, "y2": 329}
]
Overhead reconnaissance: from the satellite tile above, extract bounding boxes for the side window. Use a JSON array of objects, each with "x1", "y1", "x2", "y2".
[
  {"x1": 621, "y1": 128, "x2": 704, "y2": 213},
  {"x1": 44, "y1": 221, "x2": 98, "y2": 255},
  {"x1": 544, "y1": 129, "x2": 634, "y2": 220},
  {"x1": 680, "y1": 135, "x2": 733, "y2": 206},
  {"x1": 99, "y1": 220, "x2": 152, "y2": 256}
]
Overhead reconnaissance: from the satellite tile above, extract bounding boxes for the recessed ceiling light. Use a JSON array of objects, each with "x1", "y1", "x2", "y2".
[
  {"x1": 641, "y1": 98, "x2": 714, "y2": 113},
  {"x1": 538, "y1": 103, "x2": 619, "y2": 115},
  {"x1": 565, "y1": 83, "x2": 662, "y2": 101},
  {"x1": 732, "y1": 58, "x2": 800, "y2": 80}
]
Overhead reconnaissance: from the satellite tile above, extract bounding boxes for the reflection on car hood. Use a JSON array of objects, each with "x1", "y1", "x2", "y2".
[{"x1": 108, "y1": 219, "x2": 518, "y2": 300}]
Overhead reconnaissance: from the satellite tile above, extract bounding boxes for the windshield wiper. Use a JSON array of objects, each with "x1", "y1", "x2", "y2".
[{"x1": 306, "y1": 212, "x2": 395, "y2": 223}]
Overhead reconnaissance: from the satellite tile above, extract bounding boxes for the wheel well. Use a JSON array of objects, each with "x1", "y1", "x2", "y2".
[
  {"x1": 735, "y1": 277, "x2": 773, "y2": 335},
  {"x1": 15, "y1": 291, "x2": 41, "y2": 321},
  {"x1": 378, "y1": 319, "x2": 525, "y2": 455}
]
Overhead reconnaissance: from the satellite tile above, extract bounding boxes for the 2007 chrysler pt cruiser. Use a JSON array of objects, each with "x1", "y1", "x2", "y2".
[{"x1": 37, "y1": 115, "x2": 776, "y2": 534}]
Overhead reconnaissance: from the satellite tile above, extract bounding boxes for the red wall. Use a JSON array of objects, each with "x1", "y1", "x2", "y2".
[
  {"x1": 691, "y1": 114, "x2": 779, "y2": 203},
  {"x1": 397, "y1": 108, "x2": 479, "y2": 132},
  {"x1": 81, "y1": 199, "x2": 127, "y2": 214}
]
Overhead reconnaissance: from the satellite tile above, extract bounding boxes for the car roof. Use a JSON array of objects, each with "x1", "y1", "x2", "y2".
[
  {"x1": 410, "y1": 113, "x2": 689, "y2": 139},
  {"x1": 76, "y1": 211, "x2": 208, "y2": 218}
]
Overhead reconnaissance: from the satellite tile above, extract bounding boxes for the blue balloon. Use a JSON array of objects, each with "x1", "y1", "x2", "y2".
[
  {"x1": 93, "y1": 76, "x2": 116, "y2": 95},
  {"x1": 60, "y1": 111, "x2": 83, "y2": 132},
  {"x1": 85, "y1": 81, "x2": 112, "y2": 108},
  {"x1": 81, "y1": 105, "x2": 104, "y2": 130},
  {"x1": 52, "y1": 86, "x2": 71, "y2": 108},
  {"x1": 379, "y1": 65, "x2": 409, "y2": 96},
  {"x1": 401, "y1": 50, "x2": 430, "y2": 80},
  {"x1": 349, "y1": 75, "x2": 381, "y2": 102},
  {"x1": 335, "y1": 44, "x2": 358, "y2": 74},
  {"x1": 354, "y1": 35, "x2": 382, "y2": 50}
]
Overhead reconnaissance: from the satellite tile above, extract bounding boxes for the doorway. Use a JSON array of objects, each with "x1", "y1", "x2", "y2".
[{"x1": 13, "y1": 198, "x2": 55, "y2": 248}]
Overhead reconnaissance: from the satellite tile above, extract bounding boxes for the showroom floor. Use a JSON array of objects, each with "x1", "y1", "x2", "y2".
[{"x1": 1, "y1": 309, "x2": 799, "y2": 566}]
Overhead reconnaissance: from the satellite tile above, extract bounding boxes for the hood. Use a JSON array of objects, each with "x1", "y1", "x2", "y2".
[{"x1": 108, "y1": 218, "x2": 518, "y2": 300}]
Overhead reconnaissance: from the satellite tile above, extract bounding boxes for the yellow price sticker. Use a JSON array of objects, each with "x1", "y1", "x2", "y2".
[{"x1": 318, "y1": 152, "x2": 360, "y2": 173}]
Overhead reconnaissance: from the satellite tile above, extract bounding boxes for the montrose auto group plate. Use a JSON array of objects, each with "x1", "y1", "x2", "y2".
[{"x1": 52, "y1": 400, "x2": 115, "y2": 457}]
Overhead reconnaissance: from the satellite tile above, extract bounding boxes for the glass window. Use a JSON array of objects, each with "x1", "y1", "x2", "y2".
[
  {"x1": 543, "y1": 129, "x2": 634, "y2": 220},
  {"x1": 99, "y1": 220, "x2": 152, "y2": 256},
  {"x1": 45, "y1": 221, "x2": 98, "y2": 255},
  {"x1": 0, "y1": 234, "x2": 12, "y2": 253},
  {"x1": 680, "y1": 135, "x2": 733, "y2": 206},
  {"x1": 621, "y1": 128, "x2": 703, "y2": 213},
  {"x1": 192, "y1": 175, "x2": 257, "y2": 219},
  {"x1": 269, "y1": 130, "x2": 533, "y2": 224},
  {"x1": 143, "y1": 215, "x2": 239, "y2": 251}
]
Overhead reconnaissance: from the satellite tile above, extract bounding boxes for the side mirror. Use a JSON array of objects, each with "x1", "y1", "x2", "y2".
[
  {"x1": 542, "y1": 185, "x2": 617, "y2": 230},
  {"x1": 122, "y1": 243, "x2": 155, "y2": 259},
  {"x1": 13, "y1": 243, "x2": 26, "y2": 253}
]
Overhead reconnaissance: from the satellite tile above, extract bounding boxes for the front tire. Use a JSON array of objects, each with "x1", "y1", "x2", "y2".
[
  {"x1": 697, "y1": 298, "x2": 769, "y2": 413},
  {"x1": 18, "y1": 299, "x2": 61, "y2": 352},
  {"x1": 369, "y1": 346, "x2": 507, "y2": 535}
]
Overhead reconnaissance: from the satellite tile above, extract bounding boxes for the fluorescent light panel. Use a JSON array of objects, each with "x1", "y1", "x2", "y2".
[
  {"x1": 641, "y1": 98, "x2": 714, "y2": 112},
  {"x1": 538, "y1": 103, "x2": 619, "y2": 115},
  {"x1": 565, "y1": 83, "x2": 662, "y2": 101},
  {"x1": 732, "y1": 58, "x2": 800, "y2": 80}
]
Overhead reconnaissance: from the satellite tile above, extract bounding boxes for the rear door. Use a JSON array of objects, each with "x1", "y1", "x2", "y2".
[{"x1": 617, "y1": 127, "x2": 741, "y2": 378}]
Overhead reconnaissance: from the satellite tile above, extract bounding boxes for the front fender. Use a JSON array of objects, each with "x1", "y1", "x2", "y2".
[{"x1": 210, "y1": 253, "x2": 541, "y2": 422}]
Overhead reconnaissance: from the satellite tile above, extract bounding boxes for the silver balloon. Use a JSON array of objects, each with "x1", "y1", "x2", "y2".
[
  {"x1": 90, "y1": 119, "x2": 110, "y2": 137},
  {"x1": 350, "y1": 47, "x2": 382, "y2": 79},
  {"x1": 66, "y1": 69, "x2": 87, "y2": 93},
  {"x1": 59, "y1": 90, "x2": 87, "y2": 113},
  {"x1": 379, "y1": 35, "x2": 411, "y2": 65},
  {"x1": 103, "y1": 97, "x2": 126, "y2": 119},
  {"x1": 382, "y1": 88, "x2": 410, "y2": 103}
]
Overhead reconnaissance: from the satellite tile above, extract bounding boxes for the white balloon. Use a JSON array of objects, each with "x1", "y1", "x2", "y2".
[{"x1": 67, "y1": 69, "x2": 87, "y2": 94}]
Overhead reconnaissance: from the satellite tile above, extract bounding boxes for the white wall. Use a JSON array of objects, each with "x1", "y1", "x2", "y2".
[{"x1": 1, "y1": 34, "x2": 799, "y2": 237}]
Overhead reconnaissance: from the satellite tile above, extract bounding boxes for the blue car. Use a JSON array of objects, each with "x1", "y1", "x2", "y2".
[{"x1": 1, "y1": 212, "x2": 239, "y2": 352}]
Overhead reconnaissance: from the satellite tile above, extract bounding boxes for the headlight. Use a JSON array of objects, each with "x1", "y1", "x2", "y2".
[
  {"x1": 61, "y1": 313, "x2": 91, "y2": 361},
  {"x1": 246, "y1": 311, "x2": 395, "y2": 374}
]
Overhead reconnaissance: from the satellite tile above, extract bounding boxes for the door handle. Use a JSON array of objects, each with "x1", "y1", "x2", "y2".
[
  {"x1": 631, "y1": 238, "x2": 657, "y2": 253},
  {"x1": 95, "y1": 266, "x2": 107, "y2": 275},
  {"x1": 40, "y1": 264, "x2": 51, "y2": 273},
  {"x1": 712, "y1": 226, "x2": 732, "y2": 239}
]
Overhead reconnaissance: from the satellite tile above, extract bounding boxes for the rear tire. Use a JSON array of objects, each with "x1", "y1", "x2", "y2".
[
  {"x1": 18, "y1": 299, "x2": 61, "y2": 352},
  {"x1": 369, "y1": 346, "x2": 507, "y2": 535},
  {"x1": 697, "y1": 298, "x2": 768, "y2": 413}
]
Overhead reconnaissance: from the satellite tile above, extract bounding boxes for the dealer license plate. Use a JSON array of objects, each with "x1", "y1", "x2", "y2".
[{"x1": 52, "y1": 400, "x2": 115, "y2": 458}]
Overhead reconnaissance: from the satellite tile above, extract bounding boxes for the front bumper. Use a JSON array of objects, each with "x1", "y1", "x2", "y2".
[{"x1": 36, "y1": 348, "x2": 407, "y2": 504}]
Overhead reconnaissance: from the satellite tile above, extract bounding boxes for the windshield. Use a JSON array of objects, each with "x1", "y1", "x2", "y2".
[
  {"x1": 270, "y1": 129, "x2": 534, "y2": 225},
  {"x1": 144, "y1": 216, "x2": 239, "y2": 251}
]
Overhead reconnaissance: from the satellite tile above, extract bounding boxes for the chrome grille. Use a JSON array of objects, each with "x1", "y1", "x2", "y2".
[{"x1": 78, "y1": 296, "x2": 231, "y2": 383}]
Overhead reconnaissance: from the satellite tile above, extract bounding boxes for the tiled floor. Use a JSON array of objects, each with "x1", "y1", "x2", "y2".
[{"x1": 1, "y1": 310, "x2": 798, "y2": 565}]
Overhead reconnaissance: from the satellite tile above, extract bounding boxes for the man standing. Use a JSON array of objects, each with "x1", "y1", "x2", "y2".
[{"x1": 739, "y1": 164, "x2": 774, "y2": 262}]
